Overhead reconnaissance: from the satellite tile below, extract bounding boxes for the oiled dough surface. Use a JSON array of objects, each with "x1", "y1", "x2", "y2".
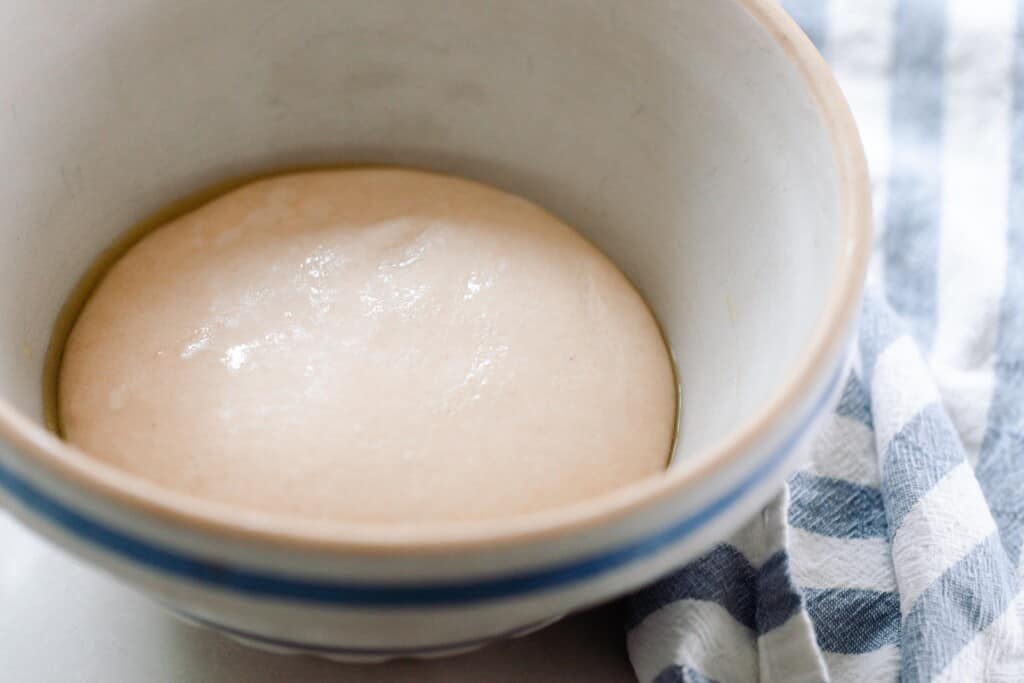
[{"x1": 60, "y1": 169, "x2": 676, "y2": 523}]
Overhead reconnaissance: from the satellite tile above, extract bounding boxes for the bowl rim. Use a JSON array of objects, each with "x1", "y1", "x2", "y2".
[{"x1": 0, "y1": 0, "x2": 871, "y2": 555}]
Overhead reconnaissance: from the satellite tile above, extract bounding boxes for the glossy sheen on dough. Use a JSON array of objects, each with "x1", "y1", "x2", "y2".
[{"x1": 59, "y1": 169, "x2": 676, "y2": 523}]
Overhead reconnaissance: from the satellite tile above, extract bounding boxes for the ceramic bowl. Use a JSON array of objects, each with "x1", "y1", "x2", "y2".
[{"x1": 0, "y1": 0, "x2": 869, "y2": 661}]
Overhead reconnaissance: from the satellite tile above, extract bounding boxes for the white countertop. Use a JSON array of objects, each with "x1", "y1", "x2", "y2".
[{"x1": 0, "y1": 512, "x2": 635, "y2": 682}]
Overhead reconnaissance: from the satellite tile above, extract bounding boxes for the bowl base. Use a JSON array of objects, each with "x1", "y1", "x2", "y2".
[{"x1": 168, "y1": 608, "x2": 564, "y2": 663}]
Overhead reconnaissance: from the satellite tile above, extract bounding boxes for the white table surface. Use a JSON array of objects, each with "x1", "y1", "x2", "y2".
[{"x1": 0, "y1": 512, "x2": 635, "y2": 682}]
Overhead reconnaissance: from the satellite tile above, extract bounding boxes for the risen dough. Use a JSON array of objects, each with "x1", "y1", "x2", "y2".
[{"x1": 60, "y1": 169, "x2": 676, "y2": 523}]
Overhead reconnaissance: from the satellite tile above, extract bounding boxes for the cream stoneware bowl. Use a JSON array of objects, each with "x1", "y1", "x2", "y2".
[{"x1": 0, "y1": 0, "x2": 869, "y2": 661}]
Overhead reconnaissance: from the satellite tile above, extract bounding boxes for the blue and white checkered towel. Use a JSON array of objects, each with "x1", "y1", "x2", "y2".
[{"x1": 626, "y1": 1, "x2": 1024, "y2": 681}]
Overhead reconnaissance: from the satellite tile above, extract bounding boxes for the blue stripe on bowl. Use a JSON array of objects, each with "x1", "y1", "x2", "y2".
[{"x1": 0, "y1": 366, "x2": 841, "y2": 607}]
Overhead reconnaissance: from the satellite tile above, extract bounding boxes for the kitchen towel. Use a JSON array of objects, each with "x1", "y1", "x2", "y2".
[{"x1": 626, "y1": 1, "x2": 1024, "y2": 681}]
